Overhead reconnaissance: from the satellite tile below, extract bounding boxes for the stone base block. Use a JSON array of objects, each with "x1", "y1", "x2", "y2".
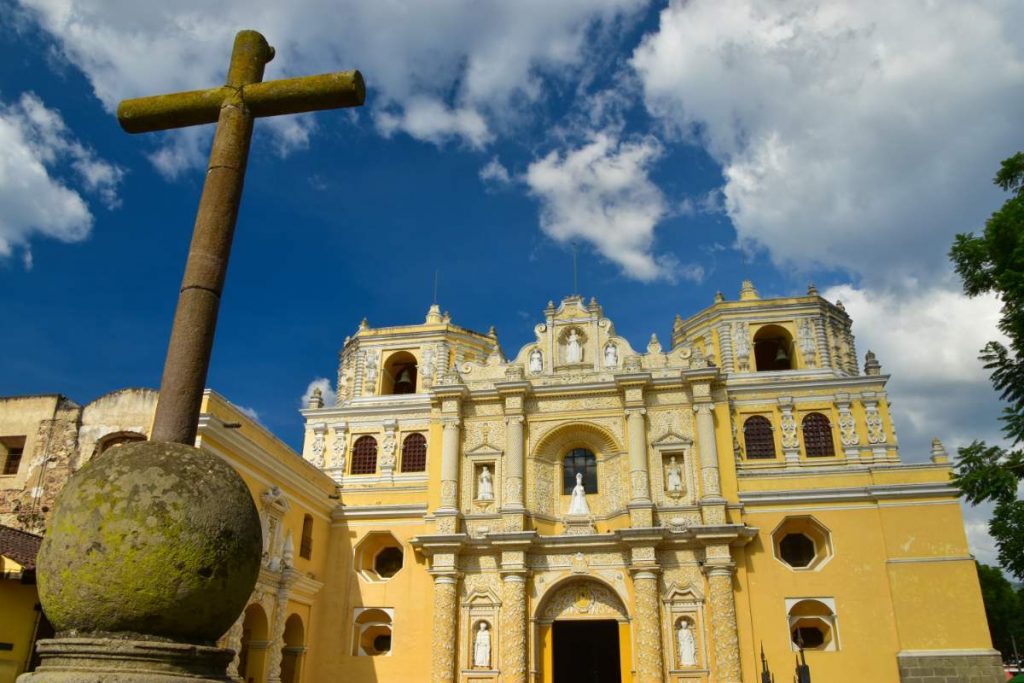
[
  {"x1": 897, "y1": 650, "x2": 1005, "y2": 683},
  {"x1": 18, "y1": 637, "x2": 235, "y2": 682}
]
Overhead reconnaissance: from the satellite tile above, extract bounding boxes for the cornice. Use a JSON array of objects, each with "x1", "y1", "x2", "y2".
[{"x1": 739, "y1": 481, "x2": 957, "y2": 506}]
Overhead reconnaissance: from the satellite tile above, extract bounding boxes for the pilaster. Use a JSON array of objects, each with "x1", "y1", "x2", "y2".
[
  {"x1": 616, "y1": 373, "x2": 653, "y2": 527},
  {"x1": 704, "y1": 552, "x2": 741, "y2": 683},
  {"x1": 496, "y1": 380, "x2": 530, "y2": 532},
  {"x1": 434, "y1": 384, "x2": 467, "y2": 535}
]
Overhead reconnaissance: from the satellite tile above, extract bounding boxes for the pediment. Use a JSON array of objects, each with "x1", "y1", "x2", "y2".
[
  {"x1": 466, "y1": 442, "x2": 503, "y2": 457},
  {"x1": 663, "y1": 581, "x2": 704, "y2": 604},
  {"x1": 652, "y1": 431, "x2": 692, "y2": 450}
]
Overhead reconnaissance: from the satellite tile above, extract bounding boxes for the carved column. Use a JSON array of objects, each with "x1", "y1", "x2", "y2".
[
  {"x1": 265, "y1": 574, "x2": 294, "y2": 683},
  {"x1": 437, "y1": 417, "x2": 461, "y2": 533},
  {"x1": 705, "y1": 560, "x2": 742, "y2": 683},
  {"x1": 632, "y1": 570, "x2": 665, "y2": 683},
  {"x1": 627, "y1": 408, "x2": 651, "y2": 503},
  {"x1": 431, "y1": 574, "x2": 459, "y2": 683},
  {"x1": 223, "y1": 609, "x2": 246, "y2": 682},
  {"x1": 694, "y1": 402, "x2": 722, "y2": 500},
  {"x1": 500, "y1": 574, "x2": 527, "y2": 683},
  {"x1": 505, "y1": 416, "x2": 524, "y2": 506}
]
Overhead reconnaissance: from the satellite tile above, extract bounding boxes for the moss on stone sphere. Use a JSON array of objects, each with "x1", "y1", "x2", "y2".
[{"x1": 37, "y1": 441, "x2": 262, "y2": 644}]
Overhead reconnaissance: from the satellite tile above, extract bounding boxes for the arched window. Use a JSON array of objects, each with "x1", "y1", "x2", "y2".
[
  {"x1": 382, "y1": 351, "x2": 418, "y2": 395},
  {"x1": 299, "y1": 514, "x2": 313, "y2": 560},
  {"x1": 753, "y1": 324, "x2": 794, "y2": 371},
  {"x1": 788, "y1": 599, "x2": 838, "y2": 651},
  {"x1": 743, "y1": 416, "x2": 776, "y2": 459},
  {"x1": 562, "y1": 448, "x2": 598, "y2": 494},
  {"x1": 351, "y1": 436, "x2": 378, "y2": 474},
  {"x1": 802, "y1": 413, "x2": 835, "y2": 457},
  {"x1": 400, "y1": 433, "x2": 427, "y2": 472}
]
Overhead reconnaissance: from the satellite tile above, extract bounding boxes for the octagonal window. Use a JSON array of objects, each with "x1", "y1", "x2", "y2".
[
  {"x1": 779, "y1": 533, "x2": 816, "y2": 568},
  {"x1": 787, "y1": 599, "x2": 839, "y2": 651},
  {"x1": 771, "y1": 517, "x2": 833, "y2": 571},
  {"x1": 354, "y1": 532, "x2": 405, "y2": 582},
  {"x1": 374, "y1": 547, "x2": 404, "y2": 578}
]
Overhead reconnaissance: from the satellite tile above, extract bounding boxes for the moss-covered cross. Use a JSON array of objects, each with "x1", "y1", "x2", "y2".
[{"x1": 117, "y1": 30, "x2": 364, "y2": 446}]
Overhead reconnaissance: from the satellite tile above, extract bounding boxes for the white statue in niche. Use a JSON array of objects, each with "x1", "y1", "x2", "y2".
[
  {"x1": 473, "y1": 622, "x2": 491, "y2": 668},
  {"x1": 567, "y1": 472, "x2": 590, "y2": 515},
  {"x1": 604, "y1": 343, "x2": 618, "y2": 367},
  {"x1": 477, "y1": 466, "x2": 494, "y2": 501},
  {"x1": 666, "y1": 456, "x2": 684, "y2": 494},
  {"x1": 566, "y1": 329, "x2": 583, "y2": 363},
  {"x1": 529, "y1": 348, "x2": 543, "y2": 374},
  {"x1": 677, "y1": 620, "x2": 697, "y2": 667}
]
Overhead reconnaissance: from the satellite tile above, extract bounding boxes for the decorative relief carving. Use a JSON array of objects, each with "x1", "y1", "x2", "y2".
[
  {"x1": 539, "y1": 581, "x2": 628, "y2": 622},
  {"x1": 865, "y1": 402, "x2": 885, "y2": 444},
  {"x1": 733, "y1": 322, "x2": 751, "y2": 372},
  {"x1": 633, "y1": 573, "x2": 665, "y2": 683},
  {"x1": 380, "y1": 433, "x2": 397, "y2": 469},
  {"x1": 501, "y1": 578, "x2": 528, "y2": 683},
  {"x1": 310, "y1": 432, "x2": 325, "y2": 468},
  {"x1": 363, "y1": 349, "x2": 379, "y2": 393},
  {"x1": 708, "y1": 568, "x2": 742, "y2": 682},
  {"x1": 798, "y1": 318, "x2": 818, "y2": 367},
  {"x1": 779, "y1": 409, "x2": 798, "y2": 449},
  {"x1": 432, "y1": 578, "x2": 459, "y2": 683},
  {"x1": 461, "y1": 571, "x2": 500, "y2": 596},
  {"x1": 504, "y1": 478, "x2": 522, "y2": 505},
  {"x1": 837, "y1": 403, "x2": 858, "y2": 447},
  {"x1": 441, "y1": 480, "x2": 459, "y2": 507},
  {"x1": 528, "y1": 460, "x2": 555, "y2": 516}
]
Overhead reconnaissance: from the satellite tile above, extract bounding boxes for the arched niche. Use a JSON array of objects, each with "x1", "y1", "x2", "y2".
[
  {"x1": 280, "y1": 614, "x2": 305, "y2": 683},
  {"x1": 753, "y1": 324, "x2": 795, "y2": 371},
  {"x1": 238, "y1": 603, "x2": 269, "y2": 683},
  {"x1": 529, "y1": 422, "x2": 626, "y2": 518},
  {"x1": 381, "y1": 350, "x2": 418, "y2": 395},
  {"x1": 534, "y1": 576, "x2": 630, "y2": 624}
]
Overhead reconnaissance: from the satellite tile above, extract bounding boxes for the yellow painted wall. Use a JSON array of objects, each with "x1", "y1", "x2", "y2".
[{"x1": 0, "y1": 577, "x2": 41, "y2": 683}]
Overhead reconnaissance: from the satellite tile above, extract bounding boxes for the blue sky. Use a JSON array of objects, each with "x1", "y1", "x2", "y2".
[{"x1": 1, "y1": 1, "x2": 1022, "y2": 563}]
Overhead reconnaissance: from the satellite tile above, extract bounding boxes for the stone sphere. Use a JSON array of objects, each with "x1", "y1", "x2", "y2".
[{"x1": 37, "y1": 441, "x2": 263, "y2": 644}]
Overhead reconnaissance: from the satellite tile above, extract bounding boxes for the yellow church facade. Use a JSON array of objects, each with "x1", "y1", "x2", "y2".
[
  {"x1": 0, "y1": 282, "x2": 1004, "y2": 682},
  {"x1": 294, "y1": 285, "x2": 1001, "y2": 683}
]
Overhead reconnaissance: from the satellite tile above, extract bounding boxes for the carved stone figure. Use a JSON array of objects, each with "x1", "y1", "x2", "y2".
[
  {"x1": 604, "y1": 343, "x2": 618, "y2": 367},
  {"x1": 566, "y1": 330, "x2": 583, "y2": 364},
  {"x1": 666, "y1": 456, "x2": 684, "y2": 494},
  {"x1": 473, "y1": 622, "x2": 491, "y2": 668},
  {"x1": 677, "y1": 620, "x2": 697, "y2": 667},
  {"x1": 478, "y1": 466, "x2": 494, "y2": 501},
  {"x1": 568, "y1": 472, "x2": 590, "y2": 515},
  {"x1": 529, "y1": 348, "x2": 543, "y2": 374}
]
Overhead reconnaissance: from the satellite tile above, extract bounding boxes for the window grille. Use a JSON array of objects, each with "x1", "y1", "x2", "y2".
[
  {"x1": 400, "y1": 433, "x2": 427, "y2": 472},
  {"x1": 351, "y1": 436, "x2": 379, "y2": 474},
  {"x1": 802, "y1": 413, "x2": 835, "y2": 457},
  {"x1": 743, "y1": 416, "x2": 776, "y2": 459}
]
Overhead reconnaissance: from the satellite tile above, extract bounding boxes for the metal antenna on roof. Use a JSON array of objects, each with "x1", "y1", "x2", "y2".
[
  {"x1": 433, "y1": 269, "x2": 439, "y2": 306},
  {"x1": 571, "y1": 242, "x2": 579, "y2": 296}
]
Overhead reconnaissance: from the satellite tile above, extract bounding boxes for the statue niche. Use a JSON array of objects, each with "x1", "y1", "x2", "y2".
[{"x1": 560, "y1": 327, "x2": 587, "y2": 366}]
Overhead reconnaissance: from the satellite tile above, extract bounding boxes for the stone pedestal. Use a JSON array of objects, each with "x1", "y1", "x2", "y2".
[{"x1": 19, "y1": 638, "x2": 236, "y2": 682}]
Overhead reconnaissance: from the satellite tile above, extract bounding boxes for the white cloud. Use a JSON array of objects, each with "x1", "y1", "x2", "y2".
[
  {"x1": 525, "y1": 132, "x2": 677, "y2": 281},
  {"x1": 824, "y1": 282, "x2": 1006, "y2": 460},
  {"x1": 301, "y1": 377, "x2": 336, "y2": 408},
  {"x1": 0, "y1": 92, "x2": 123, "y2": 266},
  {"x1": 231, "y1": 403, "x2": 263, "y2": 426},
  {"x1": 19, "y1": 0, "x2": 646, "y2": 170},
  {"x1": 632, "y1": 0, "x2": 1024, "y2": 286},
  {"x1": 479, "y1": 157, "x2": 512, "y2": 188}
]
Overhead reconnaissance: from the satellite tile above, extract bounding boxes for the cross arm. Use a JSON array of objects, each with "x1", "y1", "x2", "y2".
[{"x1": 117, "y1": 70, "x2": 365, "y2": 134}]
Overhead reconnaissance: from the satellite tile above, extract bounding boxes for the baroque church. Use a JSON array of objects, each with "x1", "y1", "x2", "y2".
[{"x1": 0, "y1": 282, "x2": 1005, "y2": 683}]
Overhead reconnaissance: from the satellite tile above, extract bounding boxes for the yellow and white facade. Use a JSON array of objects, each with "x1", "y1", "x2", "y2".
[{"x1": 297, "y1": 284, "x2": 1001, "y2": 683}]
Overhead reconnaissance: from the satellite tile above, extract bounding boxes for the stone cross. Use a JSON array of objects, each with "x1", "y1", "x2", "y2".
[{"x1": 117, "y1": 30, "x2": 365, "y2": 445}]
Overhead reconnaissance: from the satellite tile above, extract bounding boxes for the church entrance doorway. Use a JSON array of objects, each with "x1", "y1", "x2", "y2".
[{"x1": 552, "y1": 619, "x2": 621, "y2": 683}]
